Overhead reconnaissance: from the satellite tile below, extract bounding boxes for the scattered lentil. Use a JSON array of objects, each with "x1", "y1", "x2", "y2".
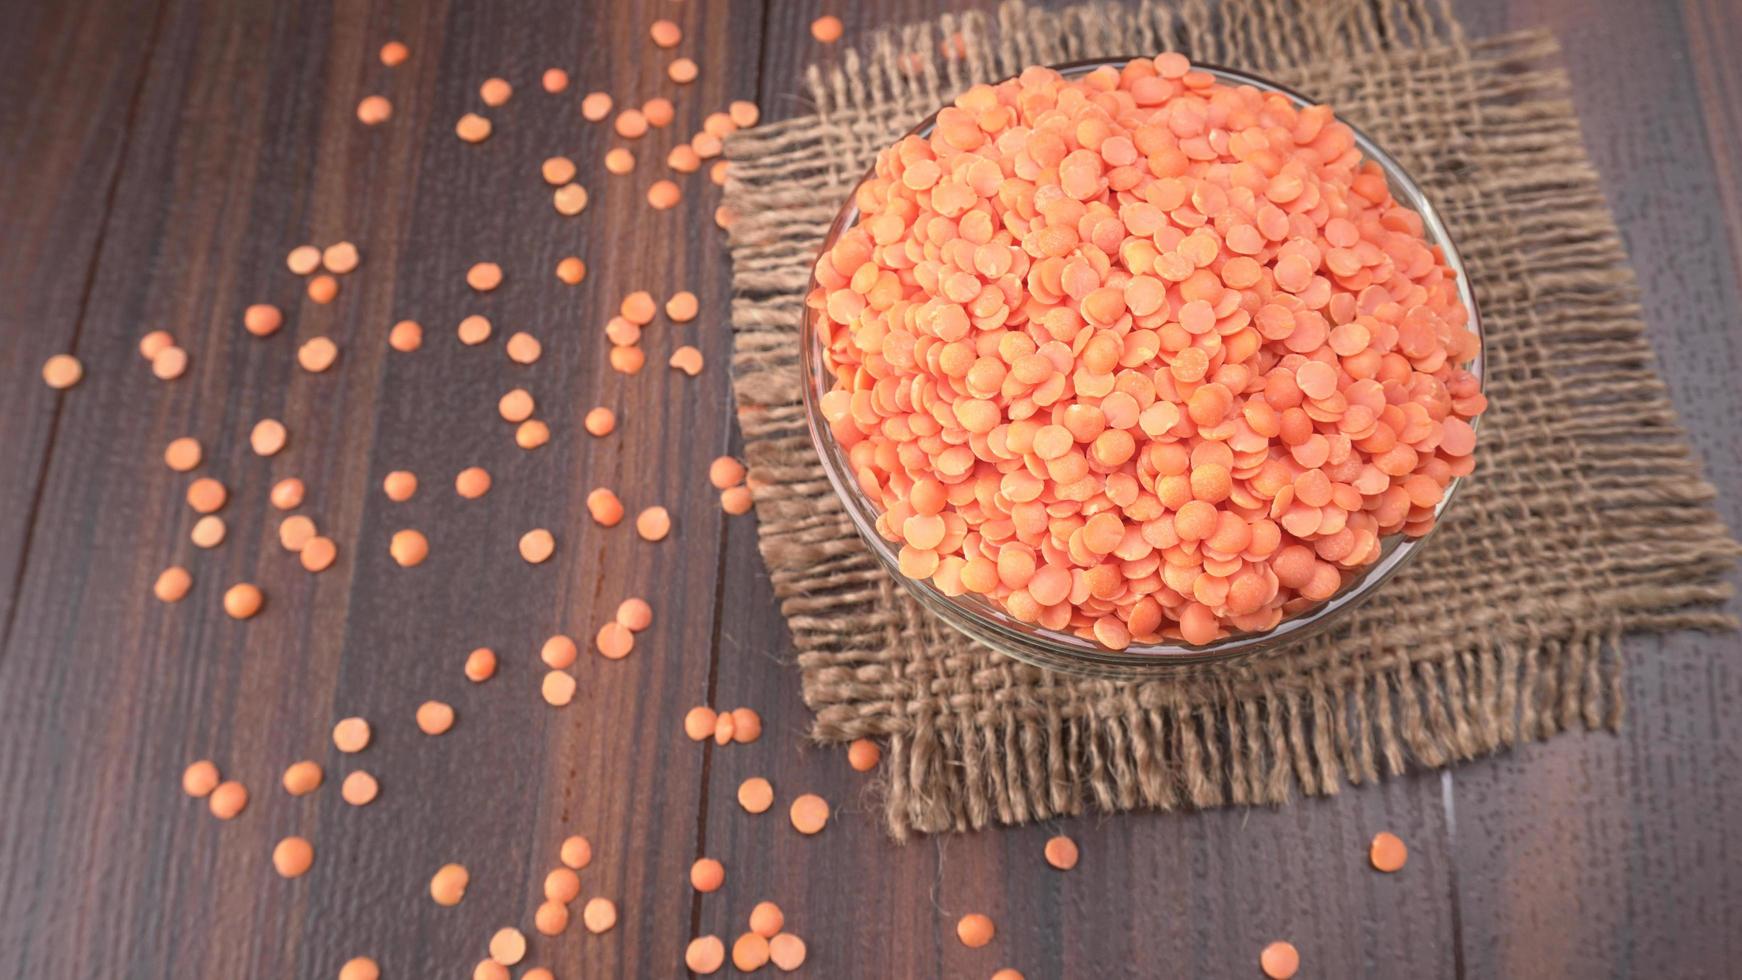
[
  {"x1": 616, "y1": 598, "x2": 652, "y2": 631},
  {"x1": 581, "y1": 92, "x2": 613, "y2": 121},
  {"x1": 322, "y1": 242, "x2": 359, "y2": 274},
  {"x1": 282, "y1": 761, "x2": 323, "y2": 796},
  {"x1": 244, "y1": 303, "x2": 283, "y2": 337},
  {"x1": 332, "y1": 717, "x2": 371, "y2": 753},
  {"x1": 595, "y1": 621, "x2": 633, "y2": 659},
  {"x1": 306, "y1": 274, "x2": 338, "y2": 304},
  {"x1": 582, "y1": 898, "x2": 617, "y2": 933},
  {"x1": 542, "y1": 156, "x2": 577, "y2": 185},
  {"x1": 730, "y1": 707, "x2": 762, "y2": 743},
  {"x1": 614, "y1": 109, "x2": 648, "y2": 139},
  {"x1": 279, "y1": 514, "x2": 316, "y2": 552},
  {"x1": 516, "y1": 419, "x2": 550, "y2": 449},
  {"x1": 721, "y1": 486, "x2": 753, "y2": 515},
  {"x1": 729, "y1": 100, "x2": 760, "y2": 128},
  {"x1": 668, "y1": 346, "x2": 704, "y2": 375},
  {"x1": 455, "y1": 113, "x2": 492, "y2": 143},
  {"x1": 487, "y1": 927, "x2": 526, "y2": 966},
  {"x1": 270, "y1": 477, "x2": 305, "y2": 510},
  {"x1": 542, "y1": 635, "x2": 579, "y2": 669},
  {"x1": 684, "y1": 706, "x2": 718, "y2": 741},
  {"x1": 709, "y1": 457, "x2": 746, "y2": 489},
  {"x1": 250, "y1": 418, "x2": 287, "y2": 456},
  {"x1": 223, "y1": 583, "x2": 263, "y2": 619},
  {"x1": 466, "y1": 261, "x2": 503, "y2": 292},
  {"x1": 560, "y1": 835, "x2": 592, "y2": 870},
  {"x1": 733, "y1": 933, "x2": 770, "y2": 972},
  {"x1": 190, "y1": 515, "x2": 226, "y2": 548},
  {"x1": 465, "y1": 647, "x2": 497, "y2": 682},
  {"x1": 187, "y1": 477, "x2": 227, "y2": 513},
  {"x1": 208, "y1": 780, "x2": 248, "y2": 819},
  {"x1": 297, "y1": 337, "x2": 337, "y2": 372},
  {"x1": 609, "y1": 345, "x2": 645, "y2": 374},
  {"x1": 300, "y1": 536, "x2": 338, "y2": 572},
  {"x1": 542, "y1": 68, "x2": 569, "y2": 93},
  {"x1": 379, "y1": 40, "x2": 408, "y2": 66},
  {"x1": 643, "y1": 97, "x2": 674, "y2": 128},
  {"x1": 1369, "y1": 831, "x2": 1407, "y2": 873},
  {"x1": 534, "y1": 900, "x2": 570, "y2": 936},
  {"x1": 690, "y1": 857, "x2": 725, "y2": 893},
  {"x1": 479, "y1": 78, "x2": 512, "y2": 107},
  {"x1": 472, "y1": 962, "x2": 507, "y2": 980},
  {"x1": 164, "y1": 437, "x2": 202, "y2": 472},
  {"x1": 738, "y1": 777, "x2": 773, "y2": 814},
  {"x1": 155, "y1": 566, "x2": 192, "y2": 602},
  {"x1": 287, "y1": 245, "x2": 321, "y2": 275},
  {"x1": 430, "y1": 863, "x2": 469, "y2": 906},
  {"x1": 556, "y1": 256, "x2": 586, "y2": 284},
  {"x1": 519, "y1": 528, "x2": 555, "y2": 563},
  {"x1": 749, "y1": 902, "x2": 783, "y2": 938},
  {"x1": 383, "y1": 470, "x2": 417, "y2": 502},
  {"x1": 1044, "y1": 835, "x2": 1079, "y2": 871},
  {"x1": 956, "y1": 913, "x2": 995, "y2": 948},
  {"x1": 553, "y1": 183, "x2": 589, "y2": 215},
  {"x1": 668, "y1": 57, "x2": 698, "y2": 84},
  {"x1": 339, "y1": 957, "x2": 379, "y2": 980},
  {"x1": 635, "y1": 506, "x2": 671, "y2": 541},
  {"x1": 456, "y1": 466, "x2": 492, "y2": 499},
  {"x1": 789, "y1": 793, "x2": 829, "y2": 834},
  {"x1": 416, "y1": 701, "x2": 455, "y2": 735},
  {"x1": 647, "y1": 179, "x2": 681, "y2": 210},
  {"x1": 769, "y1": 933, "x2": 807, "y2": 972},
  {"x1": 1261, "y1": 941, "x2": 1300, "y2": 980},
  {"x1": 506, "y1": 332, "x2": 542, "y2": 364},
  {"x1": 140, "y1": 330, "x2": 175, "y2": 360},
  {"x1": 541, "y1": 670, "x2": 576, "y2": 706},
  {"x1": 152, "y1": 346, "x2": 188, "y2": 380},
  {"x1": 811, "y1": 15, "x2": 843, "y2": 42},
  {"x1": 587, "y1": 488, "x2": 624, "y2": 526},
  {"x1": 341, "y1": 771, "x2": 378, "y2": 806},
  {"x1": 584, "y1": 407, "x2": 617, "y2": 436},
  {"x1": 390, "y1": 529, "x2": 429, "y2": 567},
  {"x1": 650, "y1": 19, "x2": 681, "y2": 47},
  {"x1": 686, "y1": 936, "x2": 726, "y2": 975},
  {"x1": 389, "y1": 320, "x2": 423, "y2": 352},
  {"x1": 273, "y1": 836, "x2": 314, "y2": 878},
  {"x1": 847, "y1": 738, "x2": 881, "y2": 771},
  {"x1": 356, "y1": 96, "x2": 392, "y2": 125},
  {"x1": 457, "y1": 314, "x2": 492, "y2": 345},
  {"x1": 182, "y1": 760, "x2": 220, "y2": 797}
]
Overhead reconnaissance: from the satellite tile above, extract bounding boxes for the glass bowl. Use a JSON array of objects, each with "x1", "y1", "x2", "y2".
[{"x1": 800, "y1": 58, "x2": 1483, "y2": 679}]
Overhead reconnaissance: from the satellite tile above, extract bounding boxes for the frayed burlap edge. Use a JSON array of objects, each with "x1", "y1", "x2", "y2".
[{"x1": 723, "y1": 0, "x2": 1739, "y2": 837}]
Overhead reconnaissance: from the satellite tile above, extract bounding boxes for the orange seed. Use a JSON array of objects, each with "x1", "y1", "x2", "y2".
[
  {"x1": 416, "y1": 701, "x2": 455, "y2": 735},
  {"x1": 847, "y1": 738, "x2": 881, "y2": 771},
  {"x1": 272, "y1": 836, "x2": 314, "y2": 878},
  {"x1": 690, "y1": 857, "x2": 725, "y2": 892},
  {"x1": 464, "y1": 647, "x2": 497, "y2": 682},
  {"x1": 1261, "y1": 941, "x2": 1301, "y2": 979},
  {"x1": 738, "y1": 777, "x2": 773, "y2": 814},
  {"x1": 208, "y1": 780, "x2": 248, "y2": 818},
  {"x1": 341, "y1": 770, "x2": 378, "y2": 806},
  {"x1": 282, "y1": 760, "x2": 323, "y2": 796},
  {"x1": 223, "y1": 583, "x2": 263, "y2": 619},
  {"x1": 1370, "y1": 831, "x2": 1408, "y2": 872},
  {"x1": 430, "y1": 863, "x2": 469, "y2": 906},
  {"x1": 390, "y1": 529, "x2": 429, "y2": 567},
  {"x1": 956, "y1": 913, "x2": 995, "y2": 948},
  {"x1": 332, "y1": 717, "x2": 371, "y2": 753},
  {"x1": 789, "y1": 793, "x2": 829, "y2": 834},
  {"x1": 182, "y1": 760, "x2": 220, "y2": 797},
  {"x1": 519, "y1": 528, "x2": 555, "y2": 563},
  {"x1": 383, "y1": 470, "x2": 417, "y2": 502}
]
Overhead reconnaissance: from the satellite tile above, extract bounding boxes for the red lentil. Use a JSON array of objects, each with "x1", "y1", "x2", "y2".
[
  {"x1": 686, "y1": 936, "x2": 726, "y2": 974},
  {"x1": 430, "y1": 863, "x2": 468, "y2": 906},
  {"x1": 272, "y1": 836, "x2": 314, "y2": 878},
  {"x1": 1261, "y1": 941, "x2": 1300, "y2": 979},
  {"x1": 182, "y1": 760, "x2": 220, "y2": 797},
  {"x1": 458, "y1": 315, "x2": 492, "y2": 345},
  {"x1": 732, "y1": 933, "x2": 770, "y2": 972},
  {"x1": 155, "y1": 566, "x2": 192, "y2": 603},
  {"x1": 956, "y1": 913, "x2": 995, "y2": 948},
  {"x1": 811, "y1": 56, "x2": 1484, "y2": 649},
  {"x1": 768, "y1": 933, "x2": 807, "y2": 971},
  {"x1": 465, "y1": 647, "x2": 497, "y2": 682},
  {"x1": 389, "y1": 319, "x2": 423, "y2": 352},
  {"x1": 721, "y1": 486, "x2": 753, "y2": 514},
  {"x1": 789, "y1": 793, "x2": 829, "y2": 834},
  {"x1": 1369, "y1": 831, "x2": 1407, "y2": 872},
  {"x1": 270, "y1": 477, "x2": 304, "y2": 510},
  {"x1": 479, "y1": 78, "x2": 512, "y2": 107},
  {"x1": 300, "y1": 536, "x2": 337, "y2": 572},
  {"x1": 560, "y1": 835, "x2": 592, "y2": 870},
  {"x1": 379, "y1": 41, "x2": 408, "y2": 66},
  {"x1": 356, "y1": 96, "x2": 392, "y2": 125},
  {"x1": 635, "y1": 506, "x2": 672, "y2": 541},
  {"x1": 341, "y1": 770, "x2": 378, "y2": 806},
  {"x1": 208, "y1": 780, "x2": 248, "y2": 819},
  {"x1": 690, "y1": 857, "x2": 725, "y2": 892},
  {"x1": 243, "y1": 303, "x2": 283, "y2": 336},
  {"x1": 585, "y1": 407, "x2": 617, "y2": 436},
  {"x1": 519, "y1": 529, "x2": 555, "y2": 563},
  {"x1": 811, "y1": 16, "x2": 843, "y2": 43},
  {"x1": 847, "y1": 738, "x2": 881, "y2": 771},
  {"x1": 738, "y1": 777, "x2": 773, "y2": 813},
  {"x1": 749, "y1": 902, "x2": 783, "y2": 938},
  {"x1": 1044, "y1": 835, "x2": 1079, "y2": 870},
  {"x1": 282, "y1": 760, "x2": 323, "y2": 795}
]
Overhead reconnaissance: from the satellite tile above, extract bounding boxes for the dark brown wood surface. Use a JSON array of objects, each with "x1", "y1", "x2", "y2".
[{"x1": 1, "y1": 1, "x2": 1735, "y2": 978}]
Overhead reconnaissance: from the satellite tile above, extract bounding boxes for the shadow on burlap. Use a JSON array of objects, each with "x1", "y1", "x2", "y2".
[{"x1": 721, "y1": 0, "x2": 1739, "y2": 838}]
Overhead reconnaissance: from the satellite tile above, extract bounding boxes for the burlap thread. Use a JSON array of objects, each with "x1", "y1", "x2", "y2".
[{"x1": 722, "y1": 0, "x2": 1739, "y2": 837}]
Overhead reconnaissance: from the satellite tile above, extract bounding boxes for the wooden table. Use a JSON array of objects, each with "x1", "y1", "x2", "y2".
[{"x1": 2, "y1": 1, "x2": 1737, "y2": 976}]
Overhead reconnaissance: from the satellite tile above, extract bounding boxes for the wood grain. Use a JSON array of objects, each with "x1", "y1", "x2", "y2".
[
  {"x1": 1443, "y1": 0, "x2": 1742, "y2": 975},
  {"x1": 0, "y1": 0, "x2": 1737, "y2": 977},
  {"x1": 0, "y1": 0, "x2": 164, "y2": 648}
]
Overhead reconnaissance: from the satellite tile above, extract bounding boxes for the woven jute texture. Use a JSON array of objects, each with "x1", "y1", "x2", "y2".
[{"x1": 722, "y1": 0, "x2": 1739, "y2": 837}]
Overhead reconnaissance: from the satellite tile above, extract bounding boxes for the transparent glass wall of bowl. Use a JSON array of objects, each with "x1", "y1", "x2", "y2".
[{"x1": 800, "y1": 59, "x2": 1483, "y2": 679}]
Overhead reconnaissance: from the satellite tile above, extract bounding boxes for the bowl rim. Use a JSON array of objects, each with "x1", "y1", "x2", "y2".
[{"x1": 799, "y1": 56, "x2": 1484, "y2": 672}]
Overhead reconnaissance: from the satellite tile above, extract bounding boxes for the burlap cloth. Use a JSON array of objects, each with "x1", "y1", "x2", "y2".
[{"x1": 722, "y1": 0, "x2": 1739, "y2": 837}]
